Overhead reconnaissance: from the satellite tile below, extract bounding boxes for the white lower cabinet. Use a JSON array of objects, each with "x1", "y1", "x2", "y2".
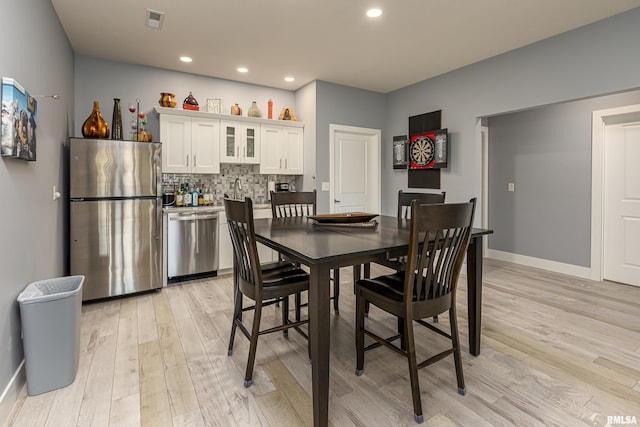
[{"x1": 218, "y1": 207, "x2": 275, "y2": 271}]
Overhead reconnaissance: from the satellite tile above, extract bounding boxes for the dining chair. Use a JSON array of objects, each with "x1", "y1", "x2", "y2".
[
  {"x1": 354, "y1": 198, "x2": 476, "y2": 424},
  {"x1": 225, "y1": 197, "x2": 309, "y2": 388},
  {"x1": 355, "y1": 190, "x2": 446, "y2": 316},
  {"x1": 270, "y1": 190, "x2": 342, "y2": 314}
]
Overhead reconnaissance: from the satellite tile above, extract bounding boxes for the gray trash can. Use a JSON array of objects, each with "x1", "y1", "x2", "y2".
[{"x1": 17, "y1": 275, "x2": 84, "y2": 395}]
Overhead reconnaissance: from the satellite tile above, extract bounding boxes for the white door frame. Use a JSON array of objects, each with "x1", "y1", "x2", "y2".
[
  {"x1": 591, "y1": 103, "x2": 640, "y2": 281},
  {"x1": 329, "y1": 124, "x2": 381, "y2": 214},
  {"x1": 480, "y1": 125, "x2": 489, "y2": 255}
]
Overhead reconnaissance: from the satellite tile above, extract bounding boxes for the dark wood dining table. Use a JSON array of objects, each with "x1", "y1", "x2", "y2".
[{"x1": 252, "y1": 214, "x2": 493, "y2": 427}]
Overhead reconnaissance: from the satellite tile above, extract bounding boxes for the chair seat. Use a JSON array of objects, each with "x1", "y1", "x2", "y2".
[
  {"x1": 357, "y1": 272, "x2": 406, "y2": 301},
  {"x1": 260, "y1": 262, "x2": 309, "y2": 299}
]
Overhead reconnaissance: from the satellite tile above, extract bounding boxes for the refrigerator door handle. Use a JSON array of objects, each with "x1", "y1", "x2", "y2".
[{"x1": 156, "y1": 201, "x2": 162, "y2": 240}]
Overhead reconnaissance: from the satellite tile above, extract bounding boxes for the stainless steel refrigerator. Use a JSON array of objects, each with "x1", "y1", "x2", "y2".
[{"x1": 69, "y1": 138, "x2": 162, "y2": 301}]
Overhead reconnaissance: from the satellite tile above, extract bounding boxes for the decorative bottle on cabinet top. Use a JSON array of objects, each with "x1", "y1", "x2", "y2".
[
  {"x1": 248, "y1": 101, "x2": 261, "y2": 118},
  {"x1": 111, "y1": 98, "x2": 123, "y2": 140},
  {"x1": 82, "y1": 101, "x2": 110, "y2": 139}
]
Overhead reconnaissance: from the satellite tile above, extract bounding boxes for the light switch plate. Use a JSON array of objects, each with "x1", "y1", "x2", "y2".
[
  {"x1": 322, "y1": 182, "x2": 330, "y2": 191},
  {"x1": 508, "y1": 182, "x2": 515, "y2": 192}
]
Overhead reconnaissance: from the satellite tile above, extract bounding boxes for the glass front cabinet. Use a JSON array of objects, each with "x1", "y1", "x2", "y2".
[{"x1": 220, "y1": 121, "x2": 260, "y2": 164}]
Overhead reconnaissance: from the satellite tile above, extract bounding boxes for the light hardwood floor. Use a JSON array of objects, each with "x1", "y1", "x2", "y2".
[{"x1": 5, "y1": 259, "x2": 640, "y2": 426}]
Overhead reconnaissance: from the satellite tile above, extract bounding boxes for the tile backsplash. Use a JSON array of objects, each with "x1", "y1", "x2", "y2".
[{"x1": 162, "y1": 164, "x2": 297, "y2": 205}]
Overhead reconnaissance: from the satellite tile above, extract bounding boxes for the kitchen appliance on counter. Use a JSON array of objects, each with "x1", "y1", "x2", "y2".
[
  {"x1": 167, "y1": 210, "x2": 219, "y2": 281},
  {"x1": 275, "y1": 182, "x2": 290, "y2": 192},
  {"x1": 163, "y1": 192, "x2": 175, "y2": 206},
  {"x1": 69, "y1": 138, "x2": 163, "y2": 301}
]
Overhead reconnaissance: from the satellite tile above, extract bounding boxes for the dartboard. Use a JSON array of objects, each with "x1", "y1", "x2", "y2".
[{"x1": 410, "y1": 135, "x2": 434, "y2": 167}]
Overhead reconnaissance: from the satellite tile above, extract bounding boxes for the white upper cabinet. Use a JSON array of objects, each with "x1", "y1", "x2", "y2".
[
  {"x1": 260, "y1": 125, "x2": 304, "y2": 175},
  {"x1": 159, "y1": 113, "x2": 220, "y2": 174},
  {"x1": 220, "y1": 121, "x2": 260, "y2": 164},
  {"x1": 155, "y1": 107, "x2": 303, "y2": 173}
]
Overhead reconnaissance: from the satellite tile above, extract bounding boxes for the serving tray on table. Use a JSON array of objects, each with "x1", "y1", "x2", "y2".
[
  {"x1": 308, "y1": 213, "x2": 378, "y2": 224},
  {"x1": 309, "y1": 213, "x2": 379, "y2": 230}
]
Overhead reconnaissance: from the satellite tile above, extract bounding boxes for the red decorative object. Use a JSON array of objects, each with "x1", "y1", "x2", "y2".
[{"x1": 182, "y1": 91, "x2": 199, "y2": 111}]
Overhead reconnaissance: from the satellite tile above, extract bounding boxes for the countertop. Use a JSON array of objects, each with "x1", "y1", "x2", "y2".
[{"x1": 163, "y1": 204, "x2": 271, "y2": 214}]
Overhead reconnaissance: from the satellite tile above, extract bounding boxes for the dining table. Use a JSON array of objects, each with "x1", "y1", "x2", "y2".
[{"x1": 252, "y1": 214, "x2": 493, "y2": 427}]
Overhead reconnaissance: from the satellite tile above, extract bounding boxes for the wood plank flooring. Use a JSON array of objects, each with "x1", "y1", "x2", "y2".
[{"x1": 5, "y1": 259, "x2": 640, "y2": 426}]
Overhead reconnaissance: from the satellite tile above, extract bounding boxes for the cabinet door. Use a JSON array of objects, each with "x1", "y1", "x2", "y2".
[
  {"x1": 220, "y1": 121, "x2": 261, "y2": 164},
  {"x1": 220, "y1": 121, "x2": 239, "y2": 163},
  {"x1": 260, "y1": 125, "x2": 282, "y2": 174},
  {"x1": 282, "y1": 127, "x2": 303, "y2": 174},
  {"x1": 253, "y1": 208, "x2": 274, "y2": 263},
  {"x1": 191, "y1": 118, "x2": 220, "y2": 174},
  {"x1": 160, "y1": 115, "x2": 191, "y2": 173},
  {"x1": 218, "y1": 212, "x2": 233, "y2": 271},
  {"x1": 243, "y1": 125, "x2": 260, "y2": 164}
]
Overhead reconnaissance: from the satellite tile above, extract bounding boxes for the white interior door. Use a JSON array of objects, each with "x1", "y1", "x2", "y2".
[
  {"x1": 604, "y1": 120, "x2": 640, "y2": 287},
  {"x1": 330, "y1": 125, "x2": 381, "y2": 214}
]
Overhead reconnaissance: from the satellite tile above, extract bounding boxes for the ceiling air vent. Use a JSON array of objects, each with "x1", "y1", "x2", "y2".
[{"x1": 146, "y1": 9, "x2": 165, "y2": 30}]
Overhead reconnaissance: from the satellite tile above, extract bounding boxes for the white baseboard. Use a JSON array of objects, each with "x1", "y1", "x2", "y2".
[
  {"x1": 0, "y1": 360, "x2": 25, "y2": 426},
  {"x1": 486, "y1": 249, "x2": 592, "y2": 279}
]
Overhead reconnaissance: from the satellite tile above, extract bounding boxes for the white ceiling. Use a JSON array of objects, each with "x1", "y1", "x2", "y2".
[{"x1": 51, "y1": 1, "x2": 640, "y2": 94}]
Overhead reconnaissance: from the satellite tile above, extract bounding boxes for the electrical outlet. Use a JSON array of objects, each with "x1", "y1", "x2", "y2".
[{"x1": 508, "y1": 182, "x2": 515, "y2": 192}]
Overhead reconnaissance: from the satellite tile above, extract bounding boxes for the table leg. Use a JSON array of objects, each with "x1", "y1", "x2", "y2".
[
  {"x1": 466, "y1": 235, "x2": 483, "y2": 356},
  {"x1": 309, "y1": 264, "x2": 331, "y2": 427}
]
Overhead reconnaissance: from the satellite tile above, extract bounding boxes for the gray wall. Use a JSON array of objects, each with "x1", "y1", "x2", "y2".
[
  {"x1": 488, "y1": 89, "x2": 640, "y2": 266},
  {"x1": 384, "y1": 8, "x2": 640, "y2": 242},
  {"x1": 0, "y1": 0, "x2": 74, "y2": 408},
  {"x1": 74, "y1": 56, "x2": 296, "y2": 142},
  {"x1": 315, "y1": 81, "x2": 387, "y2": 212}
]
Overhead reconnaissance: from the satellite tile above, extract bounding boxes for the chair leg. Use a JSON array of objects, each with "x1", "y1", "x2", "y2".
[
  {"x1": 282, "y1": 296, "x2": 290, "y2": 338},
  {"x1": 405, "y1": 318, "x2": 423, "y2": 423},
  {"x1": 449, "y1": 308, "x2": 466, "y2": 395},
  {"x1": 244, "y1": 301, "x2": 263, "y2": 388},
  {"x1": 353, "y1": 264, "x2": 371, "y2": 316},
  {"x1": 227, "y1": 287, "x2": 243, "y2": 356},
  {"x1": 295, "y1": 292, "x2": 302, "y2": 322},
  {"x1": 333, "y1": 268, "x2": 340, "y2": 314},
  {"x1": 397, "y1": 317, "x2": 406, "y2": 351},
  {"x1": 355, "y1": 290, "x2": 366, "y2": 376}
]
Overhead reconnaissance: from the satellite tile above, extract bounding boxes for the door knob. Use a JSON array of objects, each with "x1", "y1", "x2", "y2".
[{"x1": 334, "y1": 199, "x2": 341, "y2": 203}]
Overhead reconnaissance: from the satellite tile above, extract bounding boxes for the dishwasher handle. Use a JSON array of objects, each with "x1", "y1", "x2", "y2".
[{"x1": 169, "y1": 213, "x2": 218, "y2": 221}]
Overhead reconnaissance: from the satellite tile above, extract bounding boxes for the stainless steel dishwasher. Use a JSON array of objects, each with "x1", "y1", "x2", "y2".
[{"x1": 167, "y1": 210, "x2": 219, "y2": 280}]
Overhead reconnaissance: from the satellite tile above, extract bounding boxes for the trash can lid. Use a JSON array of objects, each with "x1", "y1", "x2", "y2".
[{"x1": 17, "y1": 276, "x2": 84, "y2": 304}]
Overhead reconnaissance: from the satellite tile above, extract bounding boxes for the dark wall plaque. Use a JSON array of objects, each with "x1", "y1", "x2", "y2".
[{"x1": 408, "y1": 110, "x2": 441, "y2": 189}]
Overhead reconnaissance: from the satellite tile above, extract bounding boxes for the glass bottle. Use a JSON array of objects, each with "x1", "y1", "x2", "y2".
[
  {"x1": 82, "y1": 101, "x2": 110, "y2": 139},
  {"x1": 111, "y1": 98, "x2": 123, "y2": 140},
  {"x1": 184, "y1": 183, "x2": 192, "y2": 206},
  {"x1": 268, "y1": 99, "x2": 273, "y2": 119},
  {"x1": 248, "y1": 101, "x2": 261, "y2": 118}
]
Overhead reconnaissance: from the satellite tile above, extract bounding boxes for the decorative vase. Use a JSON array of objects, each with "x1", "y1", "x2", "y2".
[
  {"x1": 248, "y1": 101, "x2": 261, "y2": 118},
  {"x1": 159, "y1": 92, "x2": 176, "y2": 108},
  {"x1": 182, "y1": 92, "x2": 199, "y2": 111},
  {"x1": 111, "y1": 98, "x2": 123, "y2": 140},
  {"x1": 82, "y1": 101, "x2": 110, "y2": 139},
  {"x1": 231, "y1": 103, "x2": 242, "y2": 116}
]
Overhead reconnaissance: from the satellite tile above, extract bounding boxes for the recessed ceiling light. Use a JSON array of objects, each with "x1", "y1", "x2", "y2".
[
  {"x1": 366, "y1": 8, "x2": 382, "y2": 18},
  {"x1": 237, "y1": 67, "x2": 248, "y2": 73},
  {"x1": 180, "y1": 56, "x2": 192, "y2": 63},
  {"x1": 284, "y1": 76, "x2": 295, "y2": 82}
]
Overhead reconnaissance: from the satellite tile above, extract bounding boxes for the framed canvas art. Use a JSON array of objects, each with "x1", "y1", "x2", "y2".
[{"x1": 2, "y1": 77, "x2": 37, "y2": 161}]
